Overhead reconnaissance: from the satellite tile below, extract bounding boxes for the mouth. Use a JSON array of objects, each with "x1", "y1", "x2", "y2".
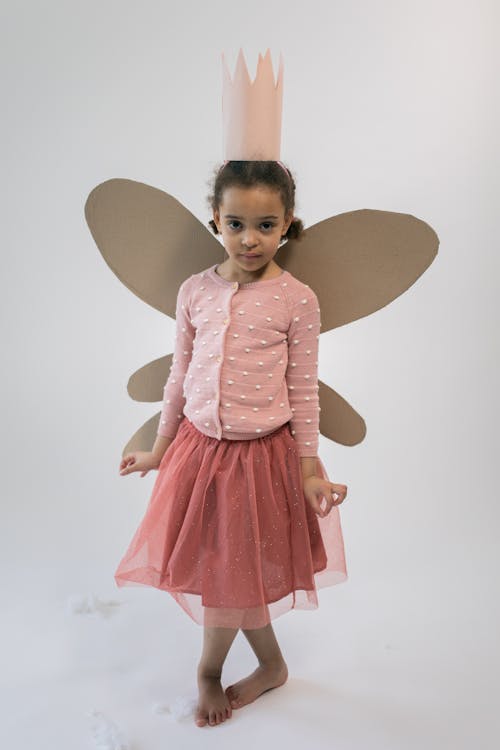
[{"x1": 241, "y1": 253, "x2": 261, "y2": 259}]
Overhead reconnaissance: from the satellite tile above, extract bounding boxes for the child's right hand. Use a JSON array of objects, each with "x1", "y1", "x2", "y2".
[{"x1": 119, "y1": 451, "x2": 160, "y2": 477}]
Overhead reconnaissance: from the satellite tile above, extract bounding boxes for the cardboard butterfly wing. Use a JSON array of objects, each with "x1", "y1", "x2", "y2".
[{"x1": 85, "y1": 178, "x2": 439, "y2": 455}]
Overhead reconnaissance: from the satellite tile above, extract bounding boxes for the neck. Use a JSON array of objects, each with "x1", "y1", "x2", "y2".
[{"x1": 216, "y1": 258, "x2": 282, "y2": 284}]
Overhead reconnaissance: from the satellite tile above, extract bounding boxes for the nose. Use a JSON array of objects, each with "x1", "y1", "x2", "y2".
[{"x1": 241, "y1": 229, "x2": 258, "y2": 248}]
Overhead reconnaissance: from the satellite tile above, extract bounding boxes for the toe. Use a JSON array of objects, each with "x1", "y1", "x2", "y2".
[{"x1": 195, "y1": 712, "x2": 207, "y2": 727}]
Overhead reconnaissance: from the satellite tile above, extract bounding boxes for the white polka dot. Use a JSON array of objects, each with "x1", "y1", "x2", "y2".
[
  {"x1": 301, "y1": 298, "x2": 308, "y2": 304},
  {"x1": 261, "y1": 340, "x2": 267, "y2": 344},
  {"x1": 304, "y1": 374, "x2": 310, "y2": 379},
  {"x1": 200, "y1": 285, "x2": 205, "y2": 290},
  {"x1": 306, "y1": 349, "x2": 311, "y2": 355},
  {"x1": 305, "y1": 441, "x2": 311, "y2": 446},
  {"x1": 233, "y1": 333, "x2": 239, "y2": 338},
  {"x1": 291, "y1": 362, "x2": 296, "y2": 367},
  {"x1": 227, "y1": 380, "x2": 234, "y2": 384},
  {"x1": 240, "y1": 416, "x2": 246, "y2": 420},
  {"x1": 216, "y1": 307, "x2": 222, "y2": 312},
  {"x1": 273, "y1": 295, "x2": 280, "y2": 300},
  {"x1": 255, "y1": 384, "x2": 261, "y2": 389},
  {"x1": 258, "y1": 361, "x2": 264, "y2": 366},
  {"x1": 306, "y1": 419, "x2": 312, "y2": 423},
  {"x1": 252, "y1": 407, "x2": 259, "y2": 412},
  {"x1": 225, "y1": 403, "x2": 231, "y2": 407},
  {"x1": 245, "y1": 347, "x2": 251, "y2": 353},
  {"x1": 208, "y1": 295, "x2": 213, "y2": 300},
  {"x1": 204, "y1": 422, "x2": 209, "y2": 427},
  {"x1": 308, "y1": 324, "x2": 313, "y2": 330},
  {"x1": 195, "y1": 306, "x2": 201, "y2": 312},
  {"x1": 248, "y1": 325, "x2": 254, "y2": 330},
  {"x1": 238, "y1": 310, "x2": 245, "y2": 315},
  {"x1": 213, "y1": 330, "x2": 219, "y2": 335},
  {"x1": 240, "y1": 395, "x2": 246, "y2": 399},
  {"x1": 203, "y1": 318, "x2": 209, "y2": 323},
  {"x1": 266, "y1": 316, "x2": 272, "y2": 321},
  {"x1": 229, "y1": 356, "x2": 235, "y2": 361},
  {"x1": 255, "y1": 428, "x2": 262, "y2": 432},
  {"x1": 269, "y1": 416, "x2": 276, "y2": 420},
  {"x1": 208, "y1": 353, "x2": 214, "y2": 358},
  {"x1": 243, "y1": 371, "x2": 249, "y2": 376},
  {"x1": 294, "y1": 317, "x2": 299, "y2": 322},
  {"x1": 225, "y1": 425, "x2": 232, "y2": 429},
  {"x1": 255, "y1": 301, "x2": 261, "y2": 306}
]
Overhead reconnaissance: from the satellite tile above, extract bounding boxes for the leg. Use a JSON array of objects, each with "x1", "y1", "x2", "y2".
[
  {"x1": 225, "y1": 623, "x2": 289, "y2": 709},
  {"x1": 195, "y1": 625, "x2": 239, "y2": 727}
]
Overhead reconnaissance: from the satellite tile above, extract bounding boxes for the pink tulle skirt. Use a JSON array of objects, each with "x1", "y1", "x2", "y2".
[{"x1": 114, "y1": 415, "x2": 348, "y2": 629}]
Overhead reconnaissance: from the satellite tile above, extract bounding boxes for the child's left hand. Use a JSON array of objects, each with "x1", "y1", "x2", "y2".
[{"x1": 302, "y1": 476, "x2": 347, "y2": 517}]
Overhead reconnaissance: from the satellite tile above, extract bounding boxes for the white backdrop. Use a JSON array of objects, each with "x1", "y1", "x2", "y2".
[{"x1": 2, "y1": 0, "x2": 499, "y2": 748}]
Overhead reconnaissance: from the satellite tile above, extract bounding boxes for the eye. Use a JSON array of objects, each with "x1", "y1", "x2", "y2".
[
  {"x1": 260, "y1": 222, "x2": 275, "y2": 231},
  {"x1": 227, "y1": 220, "x2": 241, "y2": 230}
]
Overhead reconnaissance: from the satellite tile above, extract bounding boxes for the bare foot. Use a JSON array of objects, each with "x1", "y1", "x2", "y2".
[
  {"x1": 195, "y1": 671, "x2": 233, "y2": 727},
  {"x1": 225, "y1": 659, "x2": 288, "y2": 709}
]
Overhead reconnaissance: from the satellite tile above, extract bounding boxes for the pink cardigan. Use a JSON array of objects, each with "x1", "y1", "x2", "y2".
[{"x1": 157, "y1": 263, "x2": 321, "y2": 457}]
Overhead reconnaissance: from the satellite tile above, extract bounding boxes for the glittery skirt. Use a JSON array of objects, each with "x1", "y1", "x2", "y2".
[{"x1": 114, "y1": 415, "x2": 348, "y2": 629}]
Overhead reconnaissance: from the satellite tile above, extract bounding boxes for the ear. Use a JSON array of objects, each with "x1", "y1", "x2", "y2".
[
  {"x1": 282, "y1": 210, "x2": 294, "y2": 235},
  {"x1": 213, "y1": 208, "x2": 221, "y2": 233}
]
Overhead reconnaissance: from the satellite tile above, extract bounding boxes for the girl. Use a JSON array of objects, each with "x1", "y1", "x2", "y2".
[{"x1": 115, "y1": 160, "x2": 348, "y2": 728}]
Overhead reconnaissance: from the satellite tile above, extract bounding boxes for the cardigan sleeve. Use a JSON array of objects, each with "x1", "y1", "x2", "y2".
[
  {"x1": 156, "y1": 278, "x2": 195, "y2": 439},
  {"x1": 284, "y1": 285, "x2": 321, "y2": 457}
]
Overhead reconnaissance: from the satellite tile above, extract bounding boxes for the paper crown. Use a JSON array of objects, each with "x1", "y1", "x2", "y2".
[{"x1": 222, "y1": 48, "x2": 284, "y2": 161}]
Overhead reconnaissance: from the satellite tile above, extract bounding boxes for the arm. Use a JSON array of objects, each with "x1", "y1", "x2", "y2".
[
  {"x1": 284, "y1": 286, "x2": 321, "y2": 474},
  {"x1": 155, "y1": 278, "x2": 195, "y2": 453}
]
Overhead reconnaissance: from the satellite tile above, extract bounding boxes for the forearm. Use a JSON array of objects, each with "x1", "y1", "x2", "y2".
[
  {"x1": 300, "y1": 456, "x2": 318, "y2": 479},
  {"x1": 151, "y1": 433, "x2": 175, "y2": 465}
]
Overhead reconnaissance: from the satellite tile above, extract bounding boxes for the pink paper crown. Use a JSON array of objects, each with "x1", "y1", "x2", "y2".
[{"x1": 222, "y1": 48, "x2": 284, "y2": 161}]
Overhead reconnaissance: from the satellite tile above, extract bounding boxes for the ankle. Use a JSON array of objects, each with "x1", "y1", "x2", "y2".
[
  {"x1": 197, "y1": 664, "x2": 223, "y2": 680},
  {"x1": 257, "y1": 655, "x2": 287, "y2": 670}
]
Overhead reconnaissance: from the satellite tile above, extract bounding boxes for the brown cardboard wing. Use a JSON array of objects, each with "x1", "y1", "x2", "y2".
[
  {"x1": 274, "y1": 209, "x2": 439, "y2": 332},
  {"x1": 84, "y1": 178, "x2": 439, "y2": 452},
  {"x1": 85, "y1": 178, "x2": 225, "y2": 317}
]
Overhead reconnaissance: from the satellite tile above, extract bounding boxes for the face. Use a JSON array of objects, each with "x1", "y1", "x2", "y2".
[{"x1": 213, "y1": 185, "x2": 293, "y2": 273}]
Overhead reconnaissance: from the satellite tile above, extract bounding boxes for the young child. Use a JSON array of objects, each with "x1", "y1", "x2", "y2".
[{"x1": 115, "y1": 160, "x2": 348, "y2": 728}]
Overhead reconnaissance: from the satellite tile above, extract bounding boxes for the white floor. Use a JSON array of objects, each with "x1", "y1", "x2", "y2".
[{"x1": 3, "y1": 562, "x2": 498, "y2": 750}]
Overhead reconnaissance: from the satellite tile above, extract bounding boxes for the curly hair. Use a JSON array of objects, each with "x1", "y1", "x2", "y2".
[{"x1": 206, "y1": 160, "x2": 304, "y2": 241}]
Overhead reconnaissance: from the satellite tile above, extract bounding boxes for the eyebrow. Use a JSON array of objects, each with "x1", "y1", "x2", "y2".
[{"x1": 223, "y1": 214, "x2": 279, "y2": 220}]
